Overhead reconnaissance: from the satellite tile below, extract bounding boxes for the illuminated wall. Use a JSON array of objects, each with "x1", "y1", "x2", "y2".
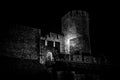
[
  {"x1": 70, "y1": 37, "x2": 83, "y2": 54},
  {"x1": 44, "y1": 32, "x2": 64, "y2": 53},
  {"x1": 62, "y1": 10, "x2": 91, "y2": 54},
  {"x1": 39, "y1": 32, "x2": 64, "y2": 64},
  {"x1": 63, "y1": 19, "x2": 79, "y2": 54}
]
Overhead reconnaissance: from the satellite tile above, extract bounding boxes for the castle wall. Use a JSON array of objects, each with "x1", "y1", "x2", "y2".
[
  {"x1": 0, "y1": 24, "x2": 39, "y2": 60},
  {"x1": 61, "y1": 10, "x2": 91, "y2": 54}
]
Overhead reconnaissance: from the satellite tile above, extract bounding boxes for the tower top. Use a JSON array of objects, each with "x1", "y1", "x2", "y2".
[{"x1": 62, "y1": 10, "x2": 89, "y2": 20}]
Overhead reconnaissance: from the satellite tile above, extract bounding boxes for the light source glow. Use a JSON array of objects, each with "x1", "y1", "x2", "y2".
[
  {"x1": 65, "y1": 33, "x2": 77, "y2": 54},
  {"x1": 64, "y1": 19, "x2": 81, "y2": 54}
]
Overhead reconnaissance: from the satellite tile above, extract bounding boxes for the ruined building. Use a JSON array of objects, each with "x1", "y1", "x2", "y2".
[
  {"x1": 0, "y1": 10, "x2": 109, "y2": 80},
  {"x1": 39, "y1": 32, "x2": 64, "y2": 64},
  {"x1": 0, "y1": 10, "x2": 97, "y2": 64}
]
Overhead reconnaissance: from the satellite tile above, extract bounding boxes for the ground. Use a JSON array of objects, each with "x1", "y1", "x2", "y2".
[{"x1": 0, "y1": 55, "x2": 51, "y2": 80}]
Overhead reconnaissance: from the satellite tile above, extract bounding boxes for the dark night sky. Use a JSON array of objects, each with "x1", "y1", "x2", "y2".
[{"x1": 2, "y1": 3, "x2": 119, "y2": 65}]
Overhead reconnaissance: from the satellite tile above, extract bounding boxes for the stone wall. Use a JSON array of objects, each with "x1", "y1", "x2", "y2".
[
  {"x1": 61, "y1": 10, "x2": 91, "y2": 54},
  {"x1": 0, "y1": 24, "x2": 39, "y2": 60}
]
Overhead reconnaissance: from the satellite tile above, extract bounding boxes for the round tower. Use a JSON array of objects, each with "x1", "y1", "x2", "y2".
[{"x1": 61, "y1": 10, "x2": 91, "y2": 55}]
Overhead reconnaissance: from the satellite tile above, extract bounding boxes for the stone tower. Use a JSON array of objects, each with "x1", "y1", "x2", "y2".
[{"x1": 61, "y1": 10, "x2": 91, "y2": 55}]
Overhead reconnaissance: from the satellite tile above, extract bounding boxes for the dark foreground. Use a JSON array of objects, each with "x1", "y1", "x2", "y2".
[
  {"x1": 0, "y1": 55, "x2": 119, "y2": 80},
  {"x1": 0, "y1": 55, "x2": 51, "y2": 80}
]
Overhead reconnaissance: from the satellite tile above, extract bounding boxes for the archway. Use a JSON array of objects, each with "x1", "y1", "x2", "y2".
[{"x1": 46, "y1": 51, "x2": 54, "y2": 61}]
